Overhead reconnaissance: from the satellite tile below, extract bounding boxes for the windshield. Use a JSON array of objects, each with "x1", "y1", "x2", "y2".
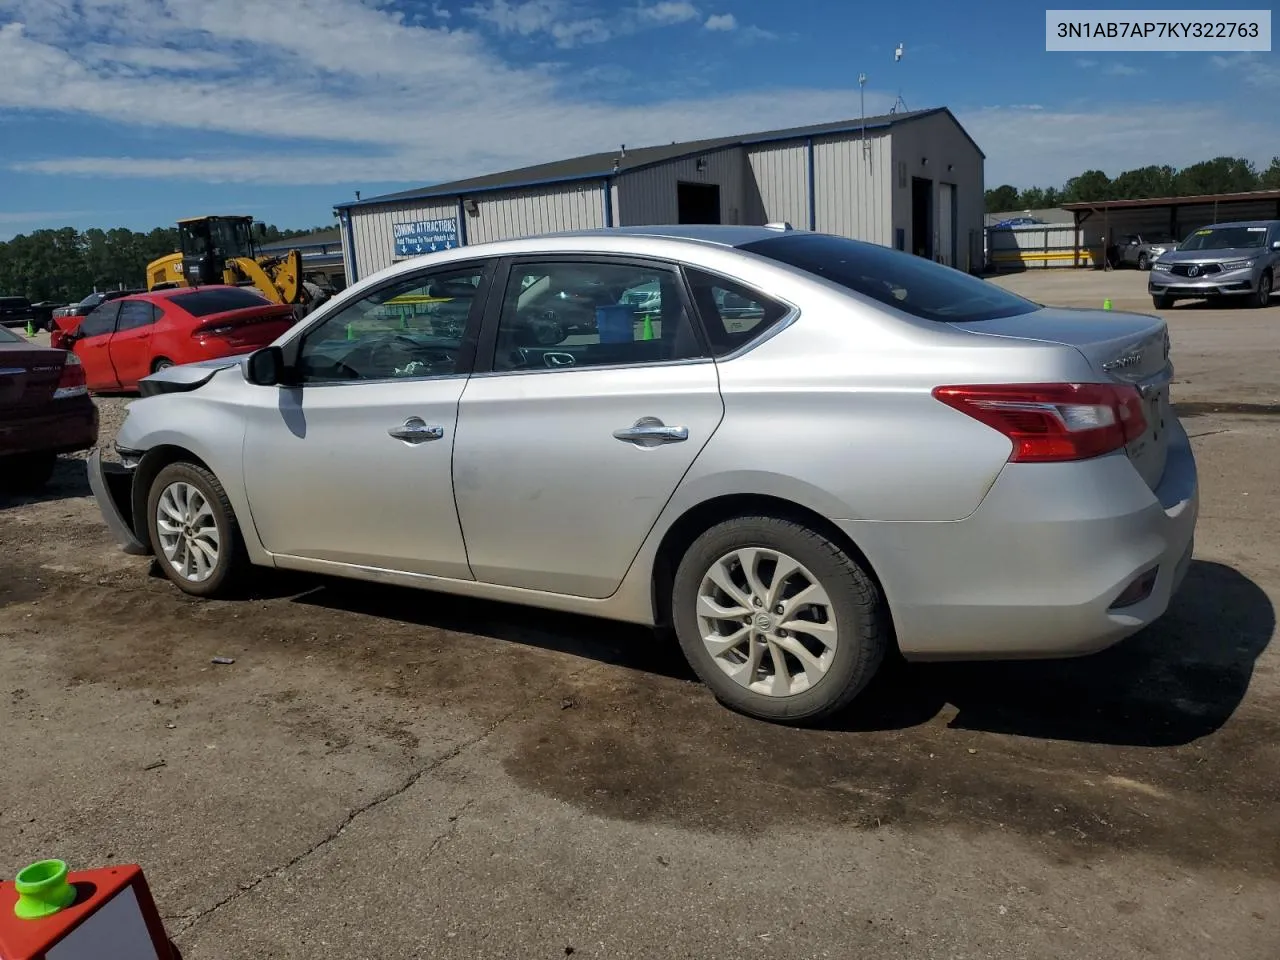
[
  {"x1": 77, "y1": 292, "x2": 104, "y2": 309},
  {"x1": 1180, "y1": 226, "x2": 1268, "y2": 251},
  {"x1": 741, "y1": 233, "x2": 1040, "y2": 322},
  {"x1": 210, "y1": 218, "x2": 254, "y2": 259}
]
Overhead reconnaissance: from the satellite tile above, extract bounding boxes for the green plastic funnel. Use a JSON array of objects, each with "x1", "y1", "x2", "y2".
[{"x1": 14, "y1": 859, "x2": 76, "y2": 919}]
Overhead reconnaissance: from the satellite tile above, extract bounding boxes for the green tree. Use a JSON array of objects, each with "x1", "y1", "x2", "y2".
[
  {"x1": 1174, "y1": 156, "x2": 1258, "y2": 196},
  {"x1": 1063, "y1": 170, "x2": 1113, "y2": 203},
  {"x1": 985, "y1": 184, "x2": 1020, "y2": 212},
  {"x1": 1261, "y1": 157, "x2": 1280, "y2": 190},
  {"x1": 1109, "y1": 164, "x2": 1176, "y2": 200}
]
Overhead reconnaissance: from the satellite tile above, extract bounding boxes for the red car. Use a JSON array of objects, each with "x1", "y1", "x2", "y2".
[
  {"x1": 0, "y1": 325, "x2": 97, "y2": 493},
  {"x1": 51, "y1": 286, "x2": 299, "y2": 392}
]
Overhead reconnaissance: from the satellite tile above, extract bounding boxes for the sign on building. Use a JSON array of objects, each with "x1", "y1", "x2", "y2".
[{"x1": 393, "y1": 217, "x2": 460, "y2": 257}]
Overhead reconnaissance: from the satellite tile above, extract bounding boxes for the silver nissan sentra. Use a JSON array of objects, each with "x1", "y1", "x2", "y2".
[{"x1": 89, "y1": 225, "x2": 1198, "y2": 724}]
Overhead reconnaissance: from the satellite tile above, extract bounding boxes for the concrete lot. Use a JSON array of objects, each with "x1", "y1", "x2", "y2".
[{"x1": 2, "y1": 270, "x2": 1278, "y2": 959}]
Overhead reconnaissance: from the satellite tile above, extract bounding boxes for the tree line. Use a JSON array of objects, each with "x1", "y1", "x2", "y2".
[
  {"x1": 0, "y1": 224, "x2": 327, "y2": 304},
  {"x1": 985, "y1": 155, "x2": 1280, "y2": 213}
]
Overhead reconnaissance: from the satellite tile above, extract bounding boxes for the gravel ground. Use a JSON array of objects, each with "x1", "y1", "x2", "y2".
[{"x1": 3, "y1": 276, "x2": 1278, "y2": 959}]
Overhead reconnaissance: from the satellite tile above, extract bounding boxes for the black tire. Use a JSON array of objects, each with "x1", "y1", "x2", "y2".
[
  {"x1": 1252, "y1": 271, "x2": 1272, "y2": 309},
  {"x1": 1152, "y1": 294, "x2": 1174, "y2": 310},
  {"x1": 671, "y1": 516, "x2": 887, "y2": 724},
  {"x1": 145, "y1": 462, "x2": 248, "y2": 598},
  {"x1": 0, "y1": 453, "x2": 56, "y2": 494},
  {"x1": 151, "y1": 357, "x2": 174, "y2": 373},
  {"x1": 1137, "y1": 252, "x2": 1150, "y2": 271}
]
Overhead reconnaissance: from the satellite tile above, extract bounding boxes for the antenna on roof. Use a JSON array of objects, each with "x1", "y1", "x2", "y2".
[
  {"x1": 858, "y1": 72, "x2": 867, "y2": 141},
  {"x1": 355, "y1": 190, "x2": 361, "y2": 201},
  {"x1": 890, "y1": 43, "x2": 909, "y2": 114}
]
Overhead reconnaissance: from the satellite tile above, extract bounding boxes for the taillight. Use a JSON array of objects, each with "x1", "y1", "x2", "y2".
[
  {"x1": 932, "y1": 383, "x2": 1147, "y2": 463},
  {"x1": 194, "y1": 324, "x2": 236, "y2": 338},
  {"x1": 53, "y1": 353, "x2": 88, "y2": 400}
]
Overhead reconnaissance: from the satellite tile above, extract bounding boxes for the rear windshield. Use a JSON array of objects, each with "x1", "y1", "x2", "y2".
[
  {"x1": 0, "y1": 325, "x2": 23, "y2": 342},
  {"x1": 169, "y1": 287, "x2": 272, "y2": 317},
  {"x1": 741, "y1": 233, "x2": 1040, "y2": 322}
]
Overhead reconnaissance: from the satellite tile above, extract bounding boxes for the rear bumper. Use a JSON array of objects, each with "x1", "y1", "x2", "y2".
[
  {"x1": 0, "y1": 404, "x2": 97, "y2": 457},
  {"x1": 87, "y1": 449, "x2": 150, "y2": 555},
  {"x1": 841, "y1": 419, "x2": 1198, "y2": 660}
]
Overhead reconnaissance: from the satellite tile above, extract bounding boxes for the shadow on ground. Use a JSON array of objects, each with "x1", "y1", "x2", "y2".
[
  {"x1": 289, "y1": 559, "x2": 1270, "y2": 749},
  {"x1": 0, "y1": 456, "x2": 90, "y2": 510}
]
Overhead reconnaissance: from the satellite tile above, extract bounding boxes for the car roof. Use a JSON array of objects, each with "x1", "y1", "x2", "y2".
[
  {"x1": 537, "y1": 224, "x2": 800, "y2": 247},
  {"x1": 125, "y1": 285, "x2": 262, "y2": 303}
]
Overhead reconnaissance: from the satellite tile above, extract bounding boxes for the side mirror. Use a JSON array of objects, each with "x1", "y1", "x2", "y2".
[
  {"x1": 1272, "y1": 240, "x2": 1280, "y2": 251},
  {"x1": 245, "y1": 345, "x2": 286, "y2": 386}
]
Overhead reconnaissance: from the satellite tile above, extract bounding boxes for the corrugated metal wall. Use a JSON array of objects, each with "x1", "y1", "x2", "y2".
[
  {"x1": 812, "y1": 133, "x2": 893, "y2": 245},
  {"x1": 889, "y1": 112, "x2": 985, "y2": 270},
  {"x1": 350, "y1": 198, "x2": 457, "y2": 278},
  {"x1": 745, "y1": 142, "x2": 810, "y2": 227},
  {"x1": 467, "y1": 182, "x2": 606, "y2": 244},
  {"x1": 615, "y1": 148, "x2": 747, "y2": 225}
]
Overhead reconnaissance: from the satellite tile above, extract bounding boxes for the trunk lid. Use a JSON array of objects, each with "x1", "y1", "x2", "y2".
[
  {"x1": 0, "y1": 343, "x2": 66, "y2": 416},
  {"x1": 950, "y1": 307, "x2": 1172, "y2": 490}
]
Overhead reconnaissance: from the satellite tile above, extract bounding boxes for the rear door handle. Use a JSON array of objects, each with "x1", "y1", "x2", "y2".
[
  {"x1": 388, "y1": 417, "x2": 444, "y2": 444},
  {"x1": 612, "y1": 417, "x2": 689, "y2": 447}
]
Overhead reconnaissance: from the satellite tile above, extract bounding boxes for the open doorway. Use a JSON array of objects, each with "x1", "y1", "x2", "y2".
[
  {"x1": 911, "y1": 177, "x2": 933, "y2": 259},
  {"x1": 677, "y1": 182, "x2": 721, "y2": 224}
]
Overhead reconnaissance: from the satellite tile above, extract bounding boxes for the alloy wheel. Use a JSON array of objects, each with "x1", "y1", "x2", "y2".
[
  {"x1": 155, "y1": 481, "x2": 220, "y2": 583},
  {"x1": 696, "y1": 547, "x2": 838, "y2": 697}
]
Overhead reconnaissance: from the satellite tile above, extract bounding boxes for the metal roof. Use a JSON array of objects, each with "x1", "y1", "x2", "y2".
[
  {"x1": 335, "y1": 107, "x2": 979, "y2": 211},
  {"x1": 1061, "y1": 189, "x2": 1280, "y2": 211},
  {"x1": 258, "y1": 227, "x2": 342, "y2": 251}
]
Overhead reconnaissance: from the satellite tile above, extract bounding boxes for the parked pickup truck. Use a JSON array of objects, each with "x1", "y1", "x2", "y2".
[{"x1": 0, "y1": 296, "x2": 36, "y2": 329}]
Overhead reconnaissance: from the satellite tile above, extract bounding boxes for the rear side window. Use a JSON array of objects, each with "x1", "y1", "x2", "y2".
[
  {"x1": 684, "y1": 269, "x2": 790, "y2": 356},
  {"x1": 116, "y1": 300, "x2": 158, "y2": 332},
  {"x1": 79, "y1": 302, "x2": 120, "y2": 338},
  {"x1": 169, "y1": 287, "x2": 271, "y2": 317},
  {"x1": 741, "y1": 233, "x2": 1040, "y2": 323}
]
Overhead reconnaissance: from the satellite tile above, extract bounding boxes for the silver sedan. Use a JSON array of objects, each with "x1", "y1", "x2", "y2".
[{"x1": 90, "y1": 225, "x2": 1198, "y2": 724}]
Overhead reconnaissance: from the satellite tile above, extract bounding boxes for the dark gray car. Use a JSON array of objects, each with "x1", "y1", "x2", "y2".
[{"x1": 1149, "y1": 220, "x2": 1280, "y2": 309}]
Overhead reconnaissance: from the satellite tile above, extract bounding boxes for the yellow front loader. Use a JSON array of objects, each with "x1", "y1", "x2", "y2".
[{"x1": 146, "y1": 215, "x2": 304, "y2": 305}]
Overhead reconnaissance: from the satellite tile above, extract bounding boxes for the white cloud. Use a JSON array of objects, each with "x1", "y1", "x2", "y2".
[
  {"x1": 82, "y1": 42, "x2": 238, "y2": 71},
  {"x1": 1211, "y1": 52, "x2": 1280, "y2": 88},
  {"x1": 1074, "y1": 57, "x2": 1097, "y2": 68},
  {"x1": 639, "y1": 1, "x2": 699, "y2": 24},
  {"x1": 0, "y1": 0, "x2": 1276, "y2": 200},
  {"x1": 961, "y1": 102, "x2": 1280, "y2": 188},
  {"x1": 1103, "y1": 62, "x2": 1142, "y2": 77},
  {"x1": 704, "y1": 12, "x2": 735, "y2": 30},
  {"x1": 0, "y1": 209, "x2": 93, "y2": 224},
  {"x1": 464, "y1": 0, "x2": 562, "y2": 35}
]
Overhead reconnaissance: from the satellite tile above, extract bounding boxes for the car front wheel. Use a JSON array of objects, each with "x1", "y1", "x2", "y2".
[
  {"x1": 672, "y1": 516, "x2": 887, "y2": 724},
  {"x1": 1137, "y1": 253, "x2": 1150, "y2": 271},
  {"x1": 1252, "y1": 271, "x2": 1272, "y2": 309},
  {"x1": 146, "y1": 462, "x2": 247, "y2": 597}
]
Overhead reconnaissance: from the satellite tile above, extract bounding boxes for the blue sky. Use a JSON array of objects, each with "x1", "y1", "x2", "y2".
[{"x1": 0, "y1": 0, "x2": 1276, "y2": 239}]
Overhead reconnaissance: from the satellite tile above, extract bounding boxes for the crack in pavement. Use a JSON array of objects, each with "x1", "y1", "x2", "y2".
[{"x1": 170, "y1": 709, "x2": 517, "y2": 936}]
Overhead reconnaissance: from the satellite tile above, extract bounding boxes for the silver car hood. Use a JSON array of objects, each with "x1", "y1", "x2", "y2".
[{"x1": 1159, "y1": 247, "x2": 1258, "y2": 264}]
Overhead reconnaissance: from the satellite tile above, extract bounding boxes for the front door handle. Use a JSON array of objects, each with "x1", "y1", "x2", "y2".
[
  {"x1": 612, "y1": 417, "x2": 689, "y2": 448},
  {"x1": 388, "y1": 417, "x2": 444, "y2": 444}
]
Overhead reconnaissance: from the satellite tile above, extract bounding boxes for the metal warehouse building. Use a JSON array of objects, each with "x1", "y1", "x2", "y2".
[{"x1": 334, "y1": 107, "x2": 985, "y2": 283}]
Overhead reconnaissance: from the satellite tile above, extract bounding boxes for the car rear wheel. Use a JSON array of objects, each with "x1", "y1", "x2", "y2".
[
  {"x1": 146, "y1": 462, "x2": 248, "y2": 598},
  {"x1": 672, "y1": 516, "x2": 887, "y2": 724},
  {"x1": 152, "y1": 357, "x2": 174, "y2": 373},
  {"x1": 0, "y1": 453, "x2": 56, "y2": 494},
  {"x1": 1252, "y1": 271, "x2": 1272, "y2": 309},
  {"x1": 1152, "y1": 294, "x2": 1174, "y2": 310}
]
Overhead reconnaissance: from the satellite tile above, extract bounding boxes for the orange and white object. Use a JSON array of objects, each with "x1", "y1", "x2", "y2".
[{"x1": 0, "y1": 862, "x2": 174, "y2": 960}]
